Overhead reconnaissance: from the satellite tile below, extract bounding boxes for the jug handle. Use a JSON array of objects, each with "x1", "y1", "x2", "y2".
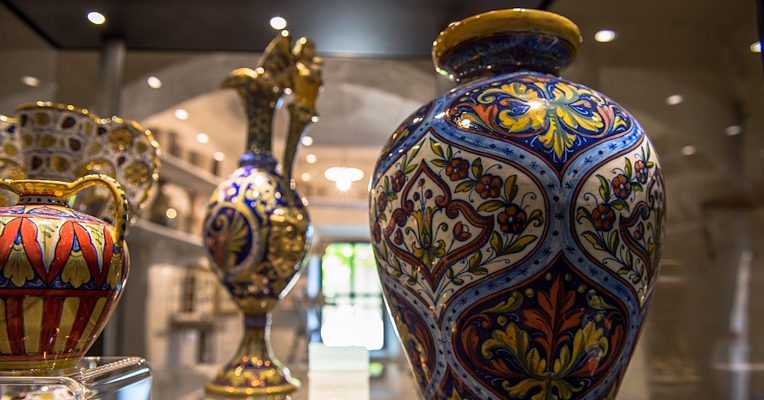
[{"x1": 0, "y1": 174, "x2": 128, "y2": 249}]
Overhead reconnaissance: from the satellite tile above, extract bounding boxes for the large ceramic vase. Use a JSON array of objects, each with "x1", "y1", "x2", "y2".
[
  {"x1": 0, "y1": 103, "x2": 160, "y2": 370},
  {"x1": 369, "y1": 9, "x2": 665, "y2": 400},
  {"x1": 203, "y1": 32, "x2": 321, "y2": 397}
]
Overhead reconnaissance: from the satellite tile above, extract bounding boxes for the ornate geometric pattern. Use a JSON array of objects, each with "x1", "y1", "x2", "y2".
[{"x1": 370, "y1": 68, "x2": 664, "y2": 399}]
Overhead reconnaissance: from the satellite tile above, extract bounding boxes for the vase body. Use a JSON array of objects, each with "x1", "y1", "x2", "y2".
[
  {"x1": 202, "y1": 32, "x2": 321, "y2": 397},
  {"x1": 369, "y1": 9, "x2": 665, "y2": 400},
  {"x1": 0, "y1": 176, "x2": 129, "y2": 370}
]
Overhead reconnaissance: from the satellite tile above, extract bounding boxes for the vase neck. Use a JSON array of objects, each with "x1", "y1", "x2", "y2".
[
  {"x1": 432, "y1": 9, "x2": 581, "y2": 84},
  {"x1": 17, "y1": 195, "x2": 67, "y2": 206}
]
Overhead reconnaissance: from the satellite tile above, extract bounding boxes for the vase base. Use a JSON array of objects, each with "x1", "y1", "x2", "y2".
[{"x1": 204, "y1": 377, "x2": 300, "y2": 398}]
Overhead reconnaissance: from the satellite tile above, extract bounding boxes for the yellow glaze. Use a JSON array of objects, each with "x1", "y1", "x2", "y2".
[{"x1": 432, "y1": 8, "x2": 582, "y2": 72}]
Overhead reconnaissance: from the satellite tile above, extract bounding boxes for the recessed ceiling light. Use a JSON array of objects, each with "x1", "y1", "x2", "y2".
[
  {"x1": 301, "y1": 136, "x2": 313, "y2": 146},
  {"x1": 87, "y1": 11, "x2": 106, "y2": 25},
  {"x1": 196, "y1": 133, "x2": 209, "y2": 144},
  {"x1": 666, "y1": 94, "x2": 683, "y2": 105},
  {"x1": 725, "y1": 125, "x2": 743, "y2": 136},
  {"x1": 594, "y1": 30, "x2": 616, "y2": 43},
  {"x1": 681, "y1": 145, "x2": 696, "y2": 156},
  {"x1": 213, "y1": 151, "x2": 225, "y2": 161},
  {"x1": 301, "y1": 173, "x2": 310, "y2": 181},
  {"x1": 21, "y1": 76, "x2": 39, "y2": 87},
  {"x1": 751, "y1": 42, "x2": 762, "y2": 53},
  {"x1": 147, "y1": 76, "x2": 162, "y2": 89},
  {"x1": 306, "y1": 154, "x2": 317, "y2": 164},
  {"x1": 270, "y1": 16, "x2": 287, "y2": 30},
  {"x1": 174, "y1": 109, "x2": 189, "y2": 120}
]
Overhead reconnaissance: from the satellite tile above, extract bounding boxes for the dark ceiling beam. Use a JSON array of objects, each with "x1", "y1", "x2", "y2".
[
  {"x1": 539, "y1": 0, "x2": 556, "y2": 10},
  {"x1": 0, "y1": 0, "x2": 60, "y2": 48}
]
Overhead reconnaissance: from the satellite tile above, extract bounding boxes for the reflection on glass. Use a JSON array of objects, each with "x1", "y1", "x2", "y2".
[{"x1": 320, "y1": 243, "x2": 384, "y2": 350}]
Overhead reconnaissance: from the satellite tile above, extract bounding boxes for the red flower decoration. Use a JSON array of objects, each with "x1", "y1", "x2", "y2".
[
  {"x1": 635, "y1": 160, "x2": 648, "y2": 183},
  {"x1": 611, "y1": 174, "x2": 631, "y2": 199},
  {"x1": 634, "y1": 222, "x2": 645, "y2": 240},
  {"x1": 377, "y1": 192, "x2": 387, "y2": 212},
  {"x1": 591, "y1": 204, "x2": 616, "y2": 231},
  {"x1": 391, "y1": 171, "x2": 406, "y2": 192},
  {"x1": 445, "y1": 158, "x2": 469, "y2": 181},
  {"x1": 476, "y1": 174, "x2": 502, "y2": 199},
  {"x1": 373, "y1": 222, "x2": 381, "y2": 243},
  {"x1": 453, "y1": 221, "x2": 471, "y2": 241},
  {"x1": 497, "y1": 204, "x2": 527, "y2": 234}
]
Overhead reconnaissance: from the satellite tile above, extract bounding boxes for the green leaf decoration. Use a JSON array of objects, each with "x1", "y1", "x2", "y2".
[
  {"x1": 446, "y1": 267, "x2": 454, "y2": 279},
  {"x1": 384, "y1": 176, "x2": 390, "y2": 192},
  {"x1": 582, "y1": 231, "x2": 607, "y2": 251},
  {"x1": 576, "y1": 207, "x2": 592, "y2": 223},
  {"x1": 505, "y1": 235, "x2": 537, "y2": 254},
  {"x1": 597, "y1": 175, "x2": 611, "y2": 201},
  {"x1": 409, "y1": 142, "x2": 422, "y2": 159},
  {"x1": 401, "y1": 154, "x2": 408, "y2": 168},
  {"x1": 406, "y1": 278, "x2": 417, "y2": 285},
  {"x1": 455, "y1": 180, "x2": 476, "y2": 192},
  {"x1": 611, "y1": 199, "x2": 630, "y2": 211},
  {"x1": 446, "y1": 145, "x2": 453, "y2": 160},
  {"x1": 646, "y1": 145, "x2": 651, "y2": 161},
  {"x1": 431, "y1": 159, "x2": 447, "y2": 168},
  {"x1": 430, "y1": 138, "x2": 445, "y2": 158},
  {"x1": 387, "y1": 193, "x2": 398, "y2": 201},
  {"x1": 646, "y1": 161, "x2": 655, "y2": 168},
  {"x1": 404, "y1": 163, "x2": 417, "y2": 174},
  {"x1": 528, "y1": 209, "x2": 544, "y2": 227},
  {"x1": 626, "y1": 251, "x2": 634, "y2": 267},
  {"x1": 452, "y1": 277, "x2": 464, "y2": 285},
  {"x1": 491, "y1": 232, "x2": 504, "y2": 254},
  {"x1": 504, "y1": 175, "x2": 518, "y2": 203},
  {"x1": 617, "y1": 267, "x2": 631, "y2": 276},
  {"x1": 377, "y1": 213, "x2": 387, "y2": 222},
  {"x1": 609, "y1": 231, "x2": 619, "y2": 252},
  {"x1": 631, "y1": 276, "x2": 641, "y2": 284},
  {"x1": 478, "y1": 200, "x2": 505, "y2": 212},
  {"x1": 586, "y1": 289, "x2": 617, "y2": 310},
  {"x1": 484, "y1": 291, "x2": 523, "y2": 313},
  {"x1": 468, "y1": 251, "x2": 482, "y2": 269},
  {"x1": 632, "y1": 182, "x2": 643, "y2": 192},
  {"x1": 624, "y1": 158, "x2": 633, "y2": 180},
  {"x1": 471, "y1": 267, "x2": 488, "y2": 275},
  {"x1": 472, "y1": 158, "x2": 483, "y2": 178}
]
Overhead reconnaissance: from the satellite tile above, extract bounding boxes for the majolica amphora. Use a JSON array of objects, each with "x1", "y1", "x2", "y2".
[
  {"x1": 369, "y1": 9, "x2": 665, "y2": 400},
  {"x1": 0, "y1": 103, "x2": 159, "y2": 370}
]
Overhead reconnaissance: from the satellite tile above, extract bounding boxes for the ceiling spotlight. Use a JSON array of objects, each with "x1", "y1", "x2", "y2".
[
  {"x1": 325, "y1": 167, "x2": 364, "y2": 192},
  {"x1": 665, "y1": 94, "x2": 683, "y2": 105},
  {"x1": 174, "y1": 109, "x2": 189, "y2": 120},
  {"x1": 213, "y1": 151, "x2": 225, "y2": 161},
  {"x1": 87, "y1": 11, "x2": 106, "y2": 25},
  {"x1": 725, "y1": 125, "x2": 743, "y2": 136},
  {"x1": 306, "y1": 154, "x2": 317, "y2": 164},
  {"x1": 301, "y1": 173, "x2": 311, "y2": 181},
  {"x1": 165, "y1": 208, "x2": 177, "y2": 219},
  {"x1": 301, "y1": 136, "x2": 314, "y2": 146},
  {"x1": 681, "y1": 145, "x2": 696, "y2": 156},
  {"x1": 270, "y1": 16, "x2": 287, "y2": 30},
  {"x1": 751, "y1": 42, "x2": 762, "y2": 53},
  {"x1": 594, "y1": 30, "x2": 616, "y2": 43},
  {"x1": 21, "y1": 76, "x2": 39, "y2": 87},
  {"x1": 196, "y1": 133, "x2": 209, "y2": 144},
  {"x1": 147, "y1": 76, "x2": 162, "y2": 89}
]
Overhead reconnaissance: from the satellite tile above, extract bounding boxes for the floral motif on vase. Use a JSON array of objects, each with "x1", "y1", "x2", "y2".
[{"x1": 371, "y1": 70, "x2": 664, "y2": 399}]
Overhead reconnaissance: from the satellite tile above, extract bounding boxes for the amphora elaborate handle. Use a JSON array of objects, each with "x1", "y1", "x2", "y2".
[{"x1": 0, "y1": 174, "x2": 129, "y2": 248}]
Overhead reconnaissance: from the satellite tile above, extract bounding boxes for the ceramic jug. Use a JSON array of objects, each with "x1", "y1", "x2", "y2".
[{"x1": 369, "y1": 9, "x2": 665, "y2": 399}]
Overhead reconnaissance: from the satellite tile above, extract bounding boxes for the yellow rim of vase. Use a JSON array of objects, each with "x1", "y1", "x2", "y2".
[
  {"x1": 432, "y1": 8, "x2": 582, "y2": 73},
  {"x1": 11, "y1": 101, "x2": 161, "y2": 221}
]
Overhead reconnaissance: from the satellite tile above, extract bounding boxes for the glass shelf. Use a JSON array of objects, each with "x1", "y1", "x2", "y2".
[{"x1": 0, "y1": 357, "x2": 151, "y2": 400}]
